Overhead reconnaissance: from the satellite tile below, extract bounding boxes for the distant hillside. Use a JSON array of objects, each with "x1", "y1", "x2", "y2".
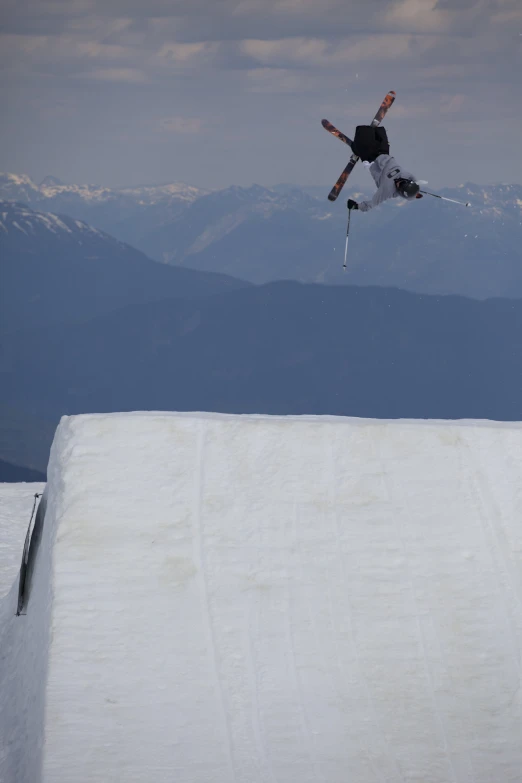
[
  {"x1": 118, "y1": 180, "x2": 522, "y2": 300},
  {"x1": 0, "y1": 459, "x2": 46, "y2": 483},
  {"x1": 0, "y1": 406, "x2": 57, "y2": 474},
  {"x1": 135, "y1": 184, "x2": 328, "y2": 269},
  {"x1": 0, "y1": 201, "x2": 250, "y2": 334},
  {"x1": 2, "y1": 281, "x2": 522, "y2": 426},
  {"x1": 340, "y1": 183, "x2": 522, "y2": 299},
  {"x1": 142, "y1": 182, "x2": 522, "y2": 299}
]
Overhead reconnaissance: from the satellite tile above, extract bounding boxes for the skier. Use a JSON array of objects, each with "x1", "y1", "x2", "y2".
[{"x1": 346, "y1": 125, "x2": 420, "y2": 213}]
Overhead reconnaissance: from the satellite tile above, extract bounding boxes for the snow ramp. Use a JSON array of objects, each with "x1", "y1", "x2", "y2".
[{"x1": 1, "y1": 411, "x2": 522, "y2": 783}]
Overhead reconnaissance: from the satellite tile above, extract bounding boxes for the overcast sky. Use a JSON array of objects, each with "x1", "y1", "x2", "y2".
[{"x1": 1, "y1": 0, "x2": 521, "y2": 190}]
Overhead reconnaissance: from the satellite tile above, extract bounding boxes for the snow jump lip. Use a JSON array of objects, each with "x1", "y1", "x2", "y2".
[{"x1": 2, "y1": 411, "x2": 522, "y2": 783}]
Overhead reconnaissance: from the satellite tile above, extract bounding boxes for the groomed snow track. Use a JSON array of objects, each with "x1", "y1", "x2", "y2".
[{"x1": 1, "y1": 412, "x2": 522, "y2": 782}]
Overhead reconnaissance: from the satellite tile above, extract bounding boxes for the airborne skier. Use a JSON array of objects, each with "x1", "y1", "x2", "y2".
[
  {"x1": 321, "y1": 92, "x2": 420, "y2": 209},
  {"x1": 346, "y1": 124, "x2": 420, "y2": 213},
  {"x1": 322, "y1": 90, "x2": 396, "y2": 201},
  {"x1": 321, "y1": 92, "x2": 470, "y2": 269}
]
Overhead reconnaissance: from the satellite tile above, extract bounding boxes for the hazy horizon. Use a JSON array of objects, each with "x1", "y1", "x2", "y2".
[
  {"x1": 3, "y1": 170, "x2": 522, "y2": 194},
  {"x1": 2, "y1": 0, "x2": 521, "y2": 192}
]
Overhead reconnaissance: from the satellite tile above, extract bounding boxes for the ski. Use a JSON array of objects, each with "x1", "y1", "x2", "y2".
[
  {"x1": 326, "y1": 90, "x2": 396, "y2": 202},
  {"x1": 321, "y1": 119, "x2": 352, "y2": 148}
]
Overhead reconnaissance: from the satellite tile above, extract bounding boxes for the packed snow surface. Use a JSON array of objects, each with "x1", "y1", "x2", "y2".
[{"x1": 1, "y1": 411, "x2": 522, "y2": 783}]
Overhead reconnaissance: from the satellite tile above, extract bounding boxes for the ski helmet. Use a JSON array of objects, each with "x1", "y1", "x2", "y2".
[{"x1": 395, "y1": 178, "x2": 420, "y2": 200}]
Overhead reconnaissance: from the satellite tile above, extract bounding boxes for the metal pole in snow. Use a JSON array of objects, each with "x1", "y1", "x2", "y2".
[
  {"x1": 343, "y1": 209, "x2": 352, "y2": 271},
  {"x1": 420, "y1": 190, "x2": 471, "y2": 208}
]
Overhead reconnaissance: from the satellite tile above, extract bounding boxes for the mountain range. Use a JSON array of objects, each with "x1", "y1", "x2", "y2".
[
  {"x1": 0, "y1": 172, "x2": 209, "y2": 249},
  {"x1": 2, "y1": 172, "x2": 521, "y2": 299}
]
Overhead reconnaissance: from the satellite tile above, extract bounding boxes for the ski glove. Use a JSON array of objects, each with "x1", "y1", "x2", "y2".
[{"x1": 347, "y1": 199, "x2": 359, "y2": 210}]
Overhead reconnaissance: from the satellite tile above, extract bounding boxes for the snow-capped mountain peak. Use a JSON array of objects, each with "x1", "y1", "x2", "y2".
[
  {"x1": 0, "y1": 172, "x2": 214, "y2": 244},
  {"x1": 39, "y1": 175, "x2": 66, "y2": 188},
  {"x1": 0, "y1": 200, "x2": 112, "y2": 244},
  {"x1": 0, "y1": 173, "x2": 41, "y2": 202},
  {"x1": 116, "y1": 182, "x2": 211, "y2": 205},
  {"x1": 0, "y1": 172, "x2": 210, "y2": 207}
]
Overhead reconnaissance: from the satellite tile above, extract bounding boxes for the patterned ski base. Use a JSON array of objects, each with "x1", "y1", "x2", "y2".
[
  {"x1": 327, "y1": 157, "x2": 358, "y2": 202},
  {"x1": 326, "y1": 90, "x2": 396, "y2": 202},
  {"x1": 321, "y1": 119, "x2": 352, "y2": 148},
  {"x1": 372, "y1": 90, "x2": 396, "y2": 126}
]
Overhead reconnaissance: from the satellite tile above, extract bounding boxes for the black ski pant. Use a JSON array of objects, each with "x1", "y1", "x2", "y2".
[{"x1": 350, "y1": 125, "x2": 389, "y2": 162}]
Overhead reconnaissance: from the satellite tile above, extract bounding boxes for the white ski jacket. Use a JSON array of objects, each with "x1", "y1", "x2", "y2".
[{"x1": 358, "y1": 155, "x2": 416, "y2": 213}]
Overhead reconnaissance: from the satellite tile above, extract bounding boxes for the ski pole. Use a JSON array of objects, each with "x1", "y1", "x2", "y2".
[
  {"x1": 420, "y1": 190, "x2": 471, "y2": 208},
  {"x1": 343, "y1": 208, "x2": 352, "y2": 271}
]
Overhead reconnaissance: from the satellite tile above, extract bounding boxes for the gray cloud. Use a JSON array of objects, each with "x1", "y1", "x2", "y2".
[
  {"x1": 1, "y1": 0, "x2": 521, "y2": 189},
  {"x1": 2, "y1": 0, "x2": 513, "y2": 40}
]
